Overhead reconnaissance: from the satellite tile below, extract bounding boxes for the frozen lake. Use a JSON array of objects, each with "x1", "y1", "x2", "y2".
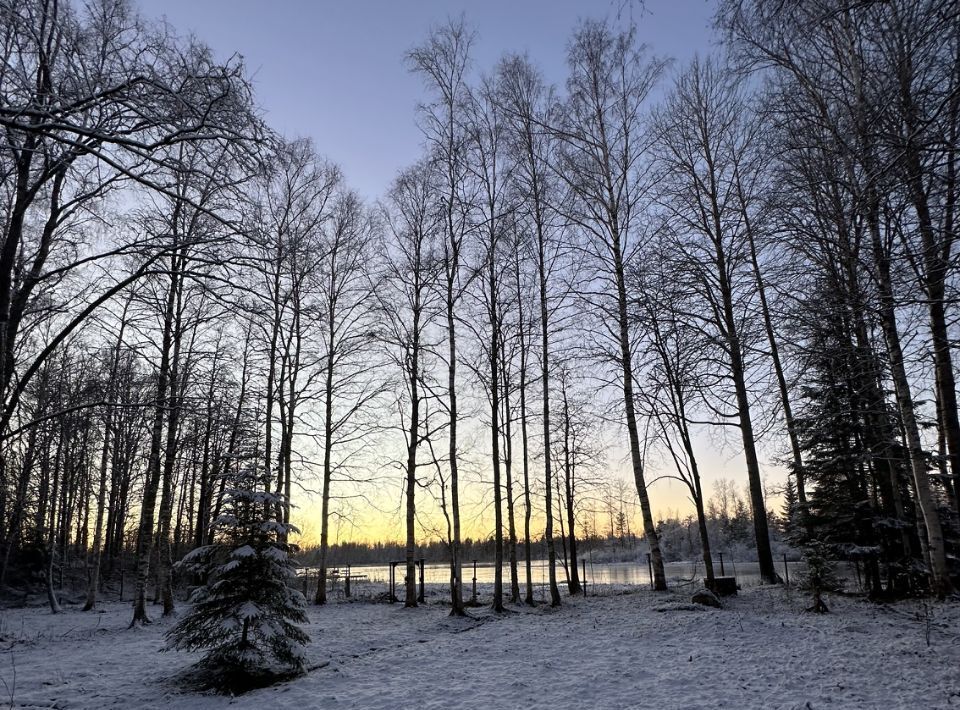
[{"x1": 303, "y1": 558, "x2": 810, "y2": 592}]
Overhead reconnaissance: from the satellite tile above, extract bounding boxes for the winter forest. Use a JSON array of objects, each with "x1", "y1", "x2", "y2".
[{"x1": 0, "y1": 0, "x2": 958, "y2": 707}]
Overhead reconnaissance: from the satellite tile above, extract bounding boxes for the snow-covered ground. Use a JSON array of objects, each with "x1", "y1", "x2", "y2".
[{"x1": 0, "y1": 585, "x2": 956, "y2": 709}]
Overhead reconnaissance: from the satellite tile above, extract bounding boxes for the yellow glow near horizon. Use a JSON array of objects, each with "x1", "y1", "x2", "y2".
[{"x1": 288, "y1": 443, "x2": 788, "y2": 548}]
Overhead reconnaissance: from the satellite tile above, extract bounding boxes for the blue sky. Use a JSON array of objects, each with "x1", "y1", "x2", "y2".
[
  {"x1": 132, "y1": 0, "x2": 753, "y2": 534},
  {"x1": 137, "y1": 1, "x2": 718, "y2": 200}
]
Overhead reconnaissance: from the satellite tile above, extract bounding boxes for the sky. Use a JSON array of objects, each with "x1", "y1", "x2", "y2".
[
  {"x1": 130, "y1": 0, "x2": 780, "y2": 544},
  {"x1": 136, "y1": 0, "x2": 719, "y2": 201}
]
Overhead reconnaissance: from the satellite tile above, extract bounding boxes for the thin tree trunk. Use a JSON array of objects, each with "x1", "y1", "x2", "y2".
[
  {"x1": 934, "y1": 362, "x2": 958, "y2": 512},
  {"x1": 702, "y1": 158, "x2": 777, "y2": 585},
  {"x1": 490, "y1": 283, "x2": 504, "y2": 613},
  {"x1": 209, "y1": 321, "x2": 254, "y2": 543},
  {"x1": 131, "y1": 247, "x2": 178, "y2": 626},
  {"x1": 194, "y1": 368, "x2": 217, "y2": 548},
  {"x1": 445, "y1": 210, "x2": 466, "y2": 617},
  {"x1": 868, "y1": 203, "x2": 954, "y2": 598},
  {"x1": 560, "y1": 380, "x2": 581, "y2": 595},
  {"x1": 518, "y1": 308, "x2": 535, "y2": 606},
  {"x1": 900, "y1": 62, "x2": 960, "y2": 518},
  {"x1": 681, "y1": 428, "x2": 714, "y2": 584},
  {"x1": 0, "y1": 373, "x2": 44, "y2": 587},
  {"x1": 316, "y1": 305, "x2": 336, "y2": 605},
  {"x1": 45, "y1": 425, "x2": 64, "y2": 615},
  {"x1": 404, "y1": 296, "x2": 423, "y2": 609},
  {"x1": 536, "y1": 216, "x2": 562, "y2": 607},
  {"x1": 611, "y1": 236, "x2": 667, "y2": 591},
  {"x1": 155, "y1": 253, "x2": 187, "y2": 618},
  {"x1": 742, "y1": 198, "x2": 807, "y2": 510},
  {"x1": 83, "y1": 411, "x2": 112, "y2": 611},
  {"x1": 501, "y1": 343, "x2": 520, "y2": 604},
  {"x1": 262, "y1": 258, "x2": 283, "y2": 505}
]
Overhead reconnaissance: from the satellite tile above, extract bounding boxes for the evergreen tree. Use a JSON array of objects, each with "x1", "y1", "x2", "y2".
[
  {"x1": 166, "y1": 466, "x2": 309, "y2": 680},
  {"x1": 781, "y1": 475, "x2": 800, "y2": 540},
  {"x1": 793, "y1": 280, "x2": 917, "y2": 597},
  {"x1": 800, "y1": 540, "x2": 840, "y2": 613}
]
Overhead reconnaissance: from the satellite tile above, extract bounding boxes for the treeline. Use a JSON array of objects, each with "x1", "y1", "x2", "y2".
[
  {"x1": 0, "y1": 0, "x2": 957, "y2": 631},
  {"x1": 300, "y1": 480, "x2": 794, "y2": 568},
  {"x1": 299, "y1": 539, "x2": 523, "y2": 568}
]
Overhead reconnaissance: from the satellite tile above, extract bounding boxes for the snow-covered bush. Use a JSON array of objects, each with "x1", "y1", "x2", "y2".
[{"x1": 166, "y1": 470, "x2": 309, "y2": 679}]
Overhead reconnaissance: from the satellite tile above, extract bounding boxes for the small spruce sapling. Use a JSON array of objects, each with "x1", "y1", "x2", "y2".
[
  {"x1": 166, "y1": 466, "x2": 309, "y2": 680},
  {"x1": 781, "y1": 475, "x2": 839, "y2": 612},
  {"x1": 800, "y1": 540, "x2": 840, "y2": 613}
]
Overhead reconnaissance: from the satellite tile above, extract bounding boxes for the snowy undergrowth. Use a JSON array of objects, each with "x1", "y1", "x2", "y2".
[{"x1": 0, "y1": 586, "x2": 956, "y2": 709}]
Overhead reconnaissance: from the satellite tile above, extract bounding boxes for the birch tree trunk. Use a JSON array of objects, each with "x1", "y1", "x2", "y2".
[
  {"x1": 868, "y1": 203, "x2": 954, "y2": 598},
  {"x1": 131, "y1": 248, "x2": 178, "y2": 627},
  {"x1": 83, "y1": 304, "x2": 129, "y2": 611}
]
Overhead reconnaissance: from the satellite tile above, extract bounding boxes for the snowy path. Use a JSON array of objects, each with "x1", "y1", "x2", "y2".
[{"x1": 0, "y1": 587, "x2": 956, "y2": 709}]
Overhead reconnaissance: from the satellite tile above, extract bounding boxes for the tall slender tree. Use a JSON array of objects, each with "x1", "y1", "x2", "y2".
[
  {"x1": 651, "y1": 57, "x2": 778, "y2": 584},
  {"x1": 379, "y1": 164, "x2": 442, "y2": 608},
  {"x1": 554, "y1": 21, "x2": 668, "y2": 590},
  {"x1": 407, "y1": 19, "x2": 475, "y2": 616}
]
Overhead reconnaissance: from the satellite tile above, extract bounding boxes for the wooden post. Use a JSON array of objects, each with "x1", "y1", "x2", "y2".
[
  {"x1": 582, "y1": 558, "x2": 587, "y2": 596},
  {"x1": 418, "y1": 558, "x2": 425, "y2": 603},
  {"x1": 472, "y1": 559, "x2": 477, "y2": 604},
  {"x1": 345, "y1": 564, "x2": 351, "y2": 598},
  {"x1": 647, "y1": 552, "x2": 653, "y2": 590},
  {"x1": 783, "y1": 553, "x2": 789, "y2": 588},
  {"x1": 389, "y1": 563, "x2": 395, "y2": 604}
]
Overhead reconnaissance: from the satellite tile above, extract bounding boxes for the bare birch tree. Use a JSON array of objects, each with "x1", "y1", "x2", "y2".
[
  {"x1": 650, "y1": 57, "x2": 778, "y2": 584},
  {"x1": 379, "y1": 163, "x2": 442, "y2": 608},
  {"x1": 553, "y1": 21, "x2": 669, "y2": 590},
  {"x1": 407, "y1": 19, "x2": 476, "y2": 616}
]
